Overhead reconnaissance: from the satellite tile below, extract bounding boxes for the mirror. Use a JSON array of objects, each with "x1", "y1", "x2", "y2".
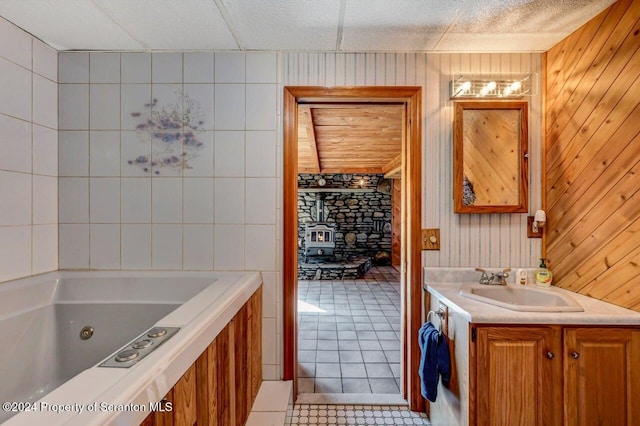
[{"x1": 453, "y1": 101, "x2": 528, "y2": 213}]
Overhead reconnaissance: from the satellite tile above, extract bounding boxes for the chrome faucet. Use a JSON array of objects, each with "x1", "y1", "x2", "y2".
[
  {"x1": 475, "y1": 268, "x2": 490, "y2": 285},
  {"x1": 475, "y1": 268, "x2": 511, "y2": 285}
]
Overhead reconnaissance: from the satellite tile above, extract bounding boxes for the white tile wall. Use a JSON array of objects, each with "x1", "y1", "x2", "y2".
[
  {"x1": 121, "y1": 53, "x2": 150, "y2": 83},
  {"x1": 59, "y1": 178, "x2": 89, "y2": 223},
  {"x1": 0, "y1": 18, "x2": 58, "y2": 283},
  {"x1": 183, "y1": 224, "x2": 214, "y2": 270},
  {"x1": 0, "y1": 170, "x2": 31, "y2": 225},
  {"x1": 59, "y1": 52, "x2": 88, "y2": 83},
  {"x1": 121, "y1": 178, "x2": 151, "y2": 223},
  {"x1": 59, "y1": 224, "x2": 89, "y2": 269},
  {"x1": 33, "y1": 74, "x2": 58, "y2": 129},
  {"x1": 215, "y1": 52, "x2": 245, "y2": 83},
  {"x1": 121, "y1": 224, "x2": 151, "y2": 269},
  {"x1": 0, "y1": 57, "x2": 32, "y2": 121},
  {"x1": 152, "y1": 52, "x2": 182, "y2": 83},
  {"x1": 90, "y1": 224, "x2": 120, "y2": 269},
  {"x1": 32, "y1": 40, "x2": 57, "y2": 82},
  {"x1": 89, "y1": 178, "x2": 120, "y2": 223},
  {"x1": 152, "y1": 224, "x2": 182, "y2": 269},
  {"x1": 214, "y1": 178, "x2": 244, "y2": 224},
  {"x1": 90, "y1": 85, "x2": 120, "y2": 129},
  {"x1": 184, "y1": 52, "x2": 214, "y2": 83},
  {"x1": 55, "y1": 50, "x2": 282, "y2": 380},
  {"x1": 152, "y1": 178, "x2": 182, "y2": 223},
  {"x1": 90, "y1": 52, "x2": 120, "y2": 84},
  {"x1": 0, "y1": 17, "x2": 31, "y2": 69},
  {"x1": 0, "y1": 114, "x2": 32, "y2": 173},
  {"x1": 246, "y1": 131, "x2": 277, "y2": 177},
  {"x1": 215, "y1": 131, "x2": 245, "y2": 176},
  {"x1": 59, "y1": 84, "x2": 88, "y2": 129},
  {"x1": 215, "y1": 84, "x2": 245, "y2": 130},
  {"x1": 183, "y1": 178, "x2": 214, "y2": 224},
  {"x1": 33, "y1": 125, "x2": 58, "y2": 176},
  {"x1": 59, "y1": 131, "x2": 89, "y2": 176},
  {"x1": 90, "y1": 131, "x2": 120, "y2": 176}
]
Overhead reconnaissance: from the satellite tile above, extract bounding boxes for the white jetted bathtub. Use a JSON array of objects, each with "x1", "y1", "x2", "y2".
[{"x1": 0, "y1": 271, "x2": 261, "y2": 425}]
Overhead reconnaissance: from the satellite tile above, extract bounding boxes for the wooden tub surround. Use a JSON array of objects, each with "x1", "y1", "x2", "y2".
[{"x1": 141, "y1": 286, "x2": 262, "y2": 426}]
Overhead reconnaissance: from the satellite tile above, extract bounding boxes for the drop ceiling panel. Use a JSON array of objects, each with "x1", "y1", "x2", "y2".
[
  {"x1": 0, "y1": 1, "x2": 144, "y2": 50},
  {"x1": 435, "y1": 32, "x2": 564, "y2": 52},
  {"x1": 341, "y1": 0, "x2": 461, "y2": 51},
  {"x1": 94, "y1": 0, "x2": 238, "y2": 50},
  {"x1": 0, "y1": 0, "x2": 621, "y2": 52},
  {"x1": 220, "y1": 0, "x2": 342, "y2": 50},
  {"x1": 447, "y1": 0, "x2": 616, "y2": 35}
]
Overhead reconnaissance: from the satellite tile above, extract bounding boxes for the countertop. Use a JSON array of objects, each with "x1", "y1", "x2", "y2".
[{"x1": 425, "y1": 282, "x2": 640, "y2": 325}]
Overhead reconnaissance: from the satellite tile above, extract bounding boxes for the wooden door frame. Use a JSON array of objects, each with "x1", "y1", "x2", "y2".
[{"x1": 283, "y1": 86, "x2": 424, "y2": 411}]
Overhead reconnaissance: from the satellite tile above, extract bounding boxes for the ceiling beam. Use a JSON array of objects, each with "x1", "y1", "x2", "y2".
[
  {"x1": 300, "y1": 167, "x2": 384, "y2": 174},
  {"x1": 299, "y1": 106, "x2": 320, "y2": 173},
  {"x1": 382, "y1": 154, "x2": 402, "y2": 178}
]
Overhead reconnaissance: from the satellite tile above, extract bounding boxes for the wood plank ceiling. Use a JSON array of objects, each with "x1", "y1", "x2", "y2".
[{"x1": 297, "y1": 103, "x2": 403, "y2": 177}]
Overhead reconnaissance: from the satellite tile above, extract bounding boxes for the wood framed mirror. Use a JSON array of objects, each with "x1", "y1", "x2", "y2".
[{"x1": 453, "y1": 100, "x2": 528, "y2": 213}]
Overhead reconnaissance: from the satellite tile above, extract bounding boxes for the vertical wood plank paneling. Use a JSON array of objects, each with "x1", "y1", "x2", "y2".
[
  {"x1": 545, "y1": 0, "x2": 640, "y2": 311},
  {"x1": 173, "y1": 365, "x2": 197, "y2": 426},
  {"x1": 217, "y1": 321, "x2": 233, "y2": 425},
  {"x1": 233, "y1": 304, "x2": 249, "y2": 426},
  {"x1": 250, "y1": 287, "x2": 263, "y2": 403},
  {"x1": 283, "y1": 51, "x2": 543, "y2": 268},
  {"x1": 392, "y1": 179, "x2": 402, "y2": 266}
]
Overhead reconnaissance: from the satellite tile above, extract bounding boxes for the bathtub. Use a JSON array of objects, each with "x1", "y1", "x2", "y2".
[{"x1": 0, "y1": 270, "x2": 261, "y2": 425}]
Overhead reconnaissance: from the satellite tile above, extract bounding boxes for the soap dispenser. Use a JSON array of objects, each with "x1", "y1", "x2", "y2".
[{"x1": 534, "y1": 258, "x2": 553, "y2": 288}]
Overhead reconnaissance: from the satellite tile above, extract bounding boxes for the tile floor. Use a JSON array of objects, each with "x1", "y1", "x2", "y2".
[
  {"x1": 298, "y1": 266, "x2": 402, "y2": 394},
  {"x1": 285, "y1": 404, "x2": 431, "y2": 425}
]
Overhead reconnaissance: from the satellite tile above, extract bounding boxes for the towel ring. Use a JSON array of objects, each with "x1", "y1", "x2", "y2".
[{"x1": 427, "y1": 308, "x2": 445, "y2": 334}]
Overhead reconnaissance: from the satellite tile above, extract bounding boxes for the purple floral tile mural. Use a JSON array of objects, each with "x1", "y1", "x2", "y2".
[{"x1": 128, "y1": 90, "x2": 204, "y2": 174}]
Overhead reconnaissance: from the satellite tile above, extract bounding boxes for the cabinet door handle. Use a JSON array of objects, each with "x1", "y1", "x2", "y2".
[
  {"x1": 546, "y1": 352, "x2": 555, "y2": 359},
  {"x1": 571, "y1": 352, "x2": 580, "y2": 359}
]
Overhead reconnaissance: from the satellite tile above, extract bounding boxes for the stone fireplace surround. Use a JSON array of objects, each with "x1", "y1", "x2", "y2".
[{"x1": 297, "y1": 174, "x2": 392, "y2": 279}]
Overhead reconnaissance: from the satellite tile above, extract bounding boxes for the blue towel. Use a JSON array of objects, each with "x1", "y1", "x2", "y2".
[{"x1": 418, "y1": 321, "x2": 451, "y2": 402}]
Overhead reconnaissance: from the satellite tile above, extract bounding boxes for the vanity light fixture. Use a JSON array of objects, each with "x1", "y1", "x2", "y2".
[{"x1": 450, "y1": 73, "x2": 537, "y2": 99}]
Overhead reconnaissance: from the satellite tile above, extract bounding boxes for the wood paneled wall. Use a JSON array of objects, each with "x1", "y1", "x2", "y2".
[
  {"x1": 284, "y1": 52, "x2": 543, "y2": 268},
  {"x1": 392, "y1": 178, "x2": 401, "y2": 266},
  {"x1": 545, "y1": 0, "x2": 640, "y2": 311}
]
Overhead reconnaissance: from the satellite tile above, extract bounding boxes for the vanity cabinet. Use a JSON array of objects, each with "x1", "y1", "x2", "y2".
[
  {"x1": 563, "y1": 328, "x2": 640, "y2": 426},
  {"x1": 471, "y1": 326, "x2": 562, "y2": 426},
  {"x1": 470, "y1": 325, "x2": 640, "y2": 426}
]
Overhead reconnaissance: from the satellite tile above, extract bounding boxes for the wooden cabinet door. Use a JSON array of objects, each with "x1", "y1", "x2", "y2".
[
  {"x1": 564, "y1": 328, "x2": 640, "y2": 426},
  {"x1": 473, "y1": 326, "x2": 562, "y2": 426}
]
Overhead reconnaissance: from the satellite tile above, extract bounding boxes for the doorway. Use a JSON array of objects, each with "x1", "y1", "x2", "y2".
[{"x1": 283, "y1": 87, "x2": 424, "y2": 411}]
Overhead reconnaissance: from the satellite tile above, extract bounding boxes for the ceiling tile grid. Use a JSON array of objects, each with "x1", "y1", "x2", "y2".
[{"x1": 0, "y1": 0, "x2": 618, "y2": 52}]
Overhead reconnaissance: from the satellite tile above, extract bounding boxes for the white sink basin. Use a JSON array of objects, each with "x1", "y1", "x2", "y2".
[{"x1": 459, "y1": 283, "x2": 584, "y2": 312}]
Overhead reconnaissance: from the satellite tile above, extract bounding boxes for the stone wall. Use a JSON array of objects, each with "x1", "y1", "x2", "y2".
[{"x1": 298, "y1": 174, "x2": 392, "y2": 263}]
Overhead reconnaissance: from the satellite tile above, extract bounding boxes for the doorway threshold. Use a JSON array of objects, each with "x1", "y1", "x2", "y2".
[{"x1": 296, "y1": 393, "x2": 407, "y2": 405}]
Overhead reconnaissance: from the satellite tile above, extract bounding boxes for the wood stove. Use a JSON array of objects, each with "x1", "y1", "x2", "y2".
[{"x1": 303, "y1": 193, "x2": 336, "y2": 261}]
